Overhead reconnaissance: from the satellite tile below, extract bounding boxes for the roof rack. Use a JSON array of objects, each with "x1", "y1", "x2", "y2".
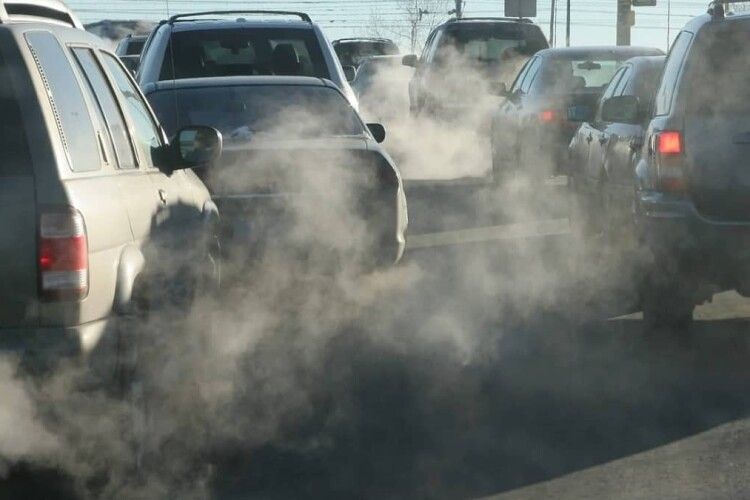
[
  {"x1": 708, "y1": 0, "x2": 750, "y2": 18},
  {"x1": 446, "y1": 16, "x2": 533, "y2": 24},
  {"x1": 168, "y1": 10, "x2": 311, "y2": 24},
  {"x1": 0, "y1": 0, "x2": 82, "y2": 28}
]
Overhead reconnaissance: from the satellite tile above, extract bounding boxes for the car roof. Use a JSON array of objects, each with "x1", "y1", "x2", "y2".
[
  {"x1": 622, "y1": 55, "x2": 666, "y2": 68},
  {"x1": 537, "y1": 46, "x2": 664, "y2": 59},
  {"x1": 683, "y1": 10, "x2": 750, "y2": 33},
  {"x1": 442, "y1": 17, "x2": 534, "y2": 25},
  {"x1": 164, "y1": 18, "x2": 314, "y2": 33},
  {"x1": 144, "y1": 75, "x2": 335, "y2": 92}
]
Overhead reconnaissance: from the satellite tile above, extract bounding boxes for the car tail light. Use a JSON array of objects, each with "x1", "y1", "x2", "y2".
[
  {"x1": 654, "y1": 130, "x2": 687, "y2": 192},
  {"x1": 657, "y1": 131, "x2": 683, "y2": 155},
  {"x1": 539, "y1": 110, "x2": 558, "y2": 124},
  {"x1": 38, "y1": 208, "x2": 89, "y2": 300}
]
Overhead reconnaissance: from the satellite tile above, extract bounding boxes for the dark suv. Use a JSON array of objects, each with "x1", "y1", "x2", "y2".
[
  {"x1": 402, "y1": 17, "x2": 548, "y2": 117},
  {"x1": 136, "y1": 10, "x2": 358, "y2": 107},
  {"x1": 0, "y1": 0, "x2": 221, "y2": 367},
  {"x1": 631, "y1": 4, "x2": 750, "y2": 325}
]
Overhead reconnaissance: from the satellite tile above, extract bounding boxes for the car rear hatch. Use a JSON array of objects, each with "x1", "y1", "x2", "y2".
[
  {"x1": 683, "y1": 22, "x2": 750, "y2": 221},
  {"x1": 0, "y1": 49, "x2": 38, "y2": 328}
]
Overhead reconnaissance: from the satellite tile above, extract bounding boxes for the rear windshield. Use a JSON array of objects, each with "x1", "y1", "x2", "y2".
[
  {"x1": 126, "y1": 39, "x2": 145, "y2": 55},
  {"x1": 533, "y1": 57, "x2": 627, "y2": 94},
  {"x1": 148, "y1": 85, "x2": 365, "y2": 140},
  {"x1": 684, "y1": 24, "x2": 750, "y2": 114},
  {"x1": 435, "y1": 24, "x2": 548, "y2": 66},
  {"x1": 160, "y1": 28, "x2": 329, "y2": 81},
  {"x1": 335, "y1": 41, "x2": 399, "y2": 66},
  {"x1": 0, "y1": 47, "x2": 31, "y2": 176}
]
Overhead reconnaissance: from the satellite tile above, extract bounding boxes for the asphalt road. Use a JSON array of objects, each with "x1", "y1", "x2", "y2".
[{"x1": 4, "y1": 176, "x2": 750, "y2": 500}]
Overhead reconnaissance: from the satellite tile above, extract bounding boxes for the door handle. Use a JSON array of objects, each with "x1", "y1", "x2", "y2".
[
  {"x1": 586, "y1": 134, "x2": 593, "y2": 144},
  {"x1": 158, "y1": 189, "x2": 168, "y2": 205}
]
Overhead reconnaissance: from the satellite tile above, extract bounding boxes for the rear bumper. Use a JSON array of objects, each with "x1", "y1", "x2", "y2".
[
  {"x1": 0, "y1": 318, "x2": 110, "y2": 359},
  {"x1": 637, "y1": 190, "x2": 750, "y2": 285}
]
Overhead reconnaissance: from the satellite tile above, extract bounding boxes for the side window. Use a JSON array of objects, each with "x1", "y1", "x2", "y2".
[
  {"x1": 655, "y1": 31, "x2": 693, "y2": 115},
  {"x1": 71, "y1": 48, "x2": 137, "y2": 169},
  {"x1": 425, "y1": 30, "x2": 443, "y2": 63},
  {"x1": 595, "y1": 66, "x2": 627, "y2": 122},
  {"x1": 520, "y1": 57, "x2": 542, "y2": 93},
  {"x1": 510, "y1": 57, "x2": 532, "y2": 92},
  {"x1": 101, "y1": 52, "x2": 162, "y2": 165},
  {"x1": 0, "y1": 46, "x2": 31, "y2": 176},
  {"x1": 25, "y1": 31, "x2": 100, "y2": 172},
  {"x1": 613, "y1": 66, "x2": 632, "y2": 96},
  {"x1": 420, "y1": 31, "x2": 436, "y2": 61}
]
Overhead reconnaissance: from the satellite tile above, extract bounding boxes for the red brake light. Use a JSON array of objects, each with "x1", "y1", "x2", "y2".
[
  {"x1": 540, "y1": 110, "x2": 558, "y2": 123},
  {"x1": 657, "y1": 131, "x2": 683, "y2": 155},
  {"x1": 38, "y1": 209, "x2": 89, "y2": 301}
]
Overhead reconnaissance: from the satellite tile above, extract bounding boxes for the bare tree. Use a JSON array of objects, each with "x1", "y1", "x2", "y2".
[{"x1": 368, "y1": 0, "x2": 451, "y2": 53}]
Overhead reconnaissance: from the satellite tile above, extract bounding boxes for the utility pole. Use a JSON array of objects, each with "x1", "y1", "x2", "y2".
[
  {"x1": 454, "y1": 0, "x2": 463, "y2": 18},
  {"x1": 566, "y1": 0, "x2": 571, "y2": 46},
  {"x1": 549, "y1": 0, "x2": 556, "y2": 47},
  {"x1": 616, "y1": 0, "x2": 632, "y2": 46}
]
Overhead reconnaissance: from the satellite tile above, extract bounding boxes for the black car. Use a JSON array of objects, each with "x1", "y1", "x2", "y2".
[
  {"x1": 144, "y1": 76, "x2": 408, "y2": 269},
  {"x1": 332, "y1": 37, "x2": 399, "y2": 68},
  {"x1": 568, "y1": 55, "x2": 665, "y2": 239},
  {"x1": 623, "y1": 6, "x2": 750, "y2": 326},
  {"x1": 402, "y1": 17, "x2": 548, "y2": 119},
  {"x1": 490, "y1": 46, "x2": 663, "y2": 183}
]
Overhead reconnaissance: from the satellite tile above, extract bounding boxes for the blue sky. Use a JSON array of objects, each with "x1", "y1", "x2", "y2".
[{"x1": 70, "y1": 0, "x2": 738, "y2": 52}]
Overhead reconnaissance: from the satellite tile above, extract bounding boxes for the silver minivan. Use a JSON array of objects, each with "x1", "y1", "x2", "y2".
[{"x1": 0, "y1": 0, "x2": 221, "y2": 369}]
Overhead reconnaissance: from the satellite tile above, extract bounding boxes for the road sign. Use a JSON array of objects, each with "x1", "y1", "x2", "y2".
[{"x1": 505, "y1": 0, "x2": 537, "y2": 17}]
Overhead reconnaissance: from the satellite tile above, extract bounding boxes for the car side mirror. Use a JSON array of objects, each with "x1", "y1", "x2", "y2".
[
  {"x1": 343, "y1": 65, "x2": 357, "y2": 82},
  {"x1": 173, "y1": 126, "x2": 222, "y2": 170},
  {"x1": 601, "y1": 95, "x2": 640, "y2": 124},
  {"x1": 567, "y1": 104, "x2": 594, "y2": 123},
  {"x1": 367, "y1": 123, "x2": 386, "y2": 143},
  {"x1": 402, "y1": 54, "x2": 419, "y2": 68}
]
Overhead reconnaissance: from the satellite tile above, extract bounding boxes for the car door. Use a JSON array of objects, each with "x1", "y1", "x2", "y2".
[{"x1": 100, "y1": 51, "x2": 204, "y2": 273}]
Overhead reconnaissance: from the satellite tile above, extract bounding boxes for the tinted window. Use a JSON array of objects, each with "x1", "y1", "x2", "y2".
[
  {"x1": 612, "y1": 65, "x2": 632, "y2": 96},
  {"x1": 25, "y1": 31, "x2": 100, "y2": 172},
  {"x1": 126, "y1": 39, "x2": 145, "y2": 56},
  {"x1": 534, "y1": 57, "x2": 627, "y2": 94},
  {"x1": 595, "y1": 66, "x2": 627, "y2": 121},
  {"x1": 655, "y1": 31, "x2": 692, "y2": 115},
  {"x1": 148, "y1": 85, "x2": 364, "y2": 140},
  {"x1": 0, "y1": 46, "x2": 31, "y2": 176},
  {"x1": 334, "y1": 41, "x2": 399, "y2": 67},
  {"x1": 160, "y1": 28, "x2": 328, "y2": 80},
  {"x1": 103, "y1": 53, "x2": 161, "y2": 163},
  {"x1": 72, "y1": 48, "x2": 136, "y2": 169}
]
